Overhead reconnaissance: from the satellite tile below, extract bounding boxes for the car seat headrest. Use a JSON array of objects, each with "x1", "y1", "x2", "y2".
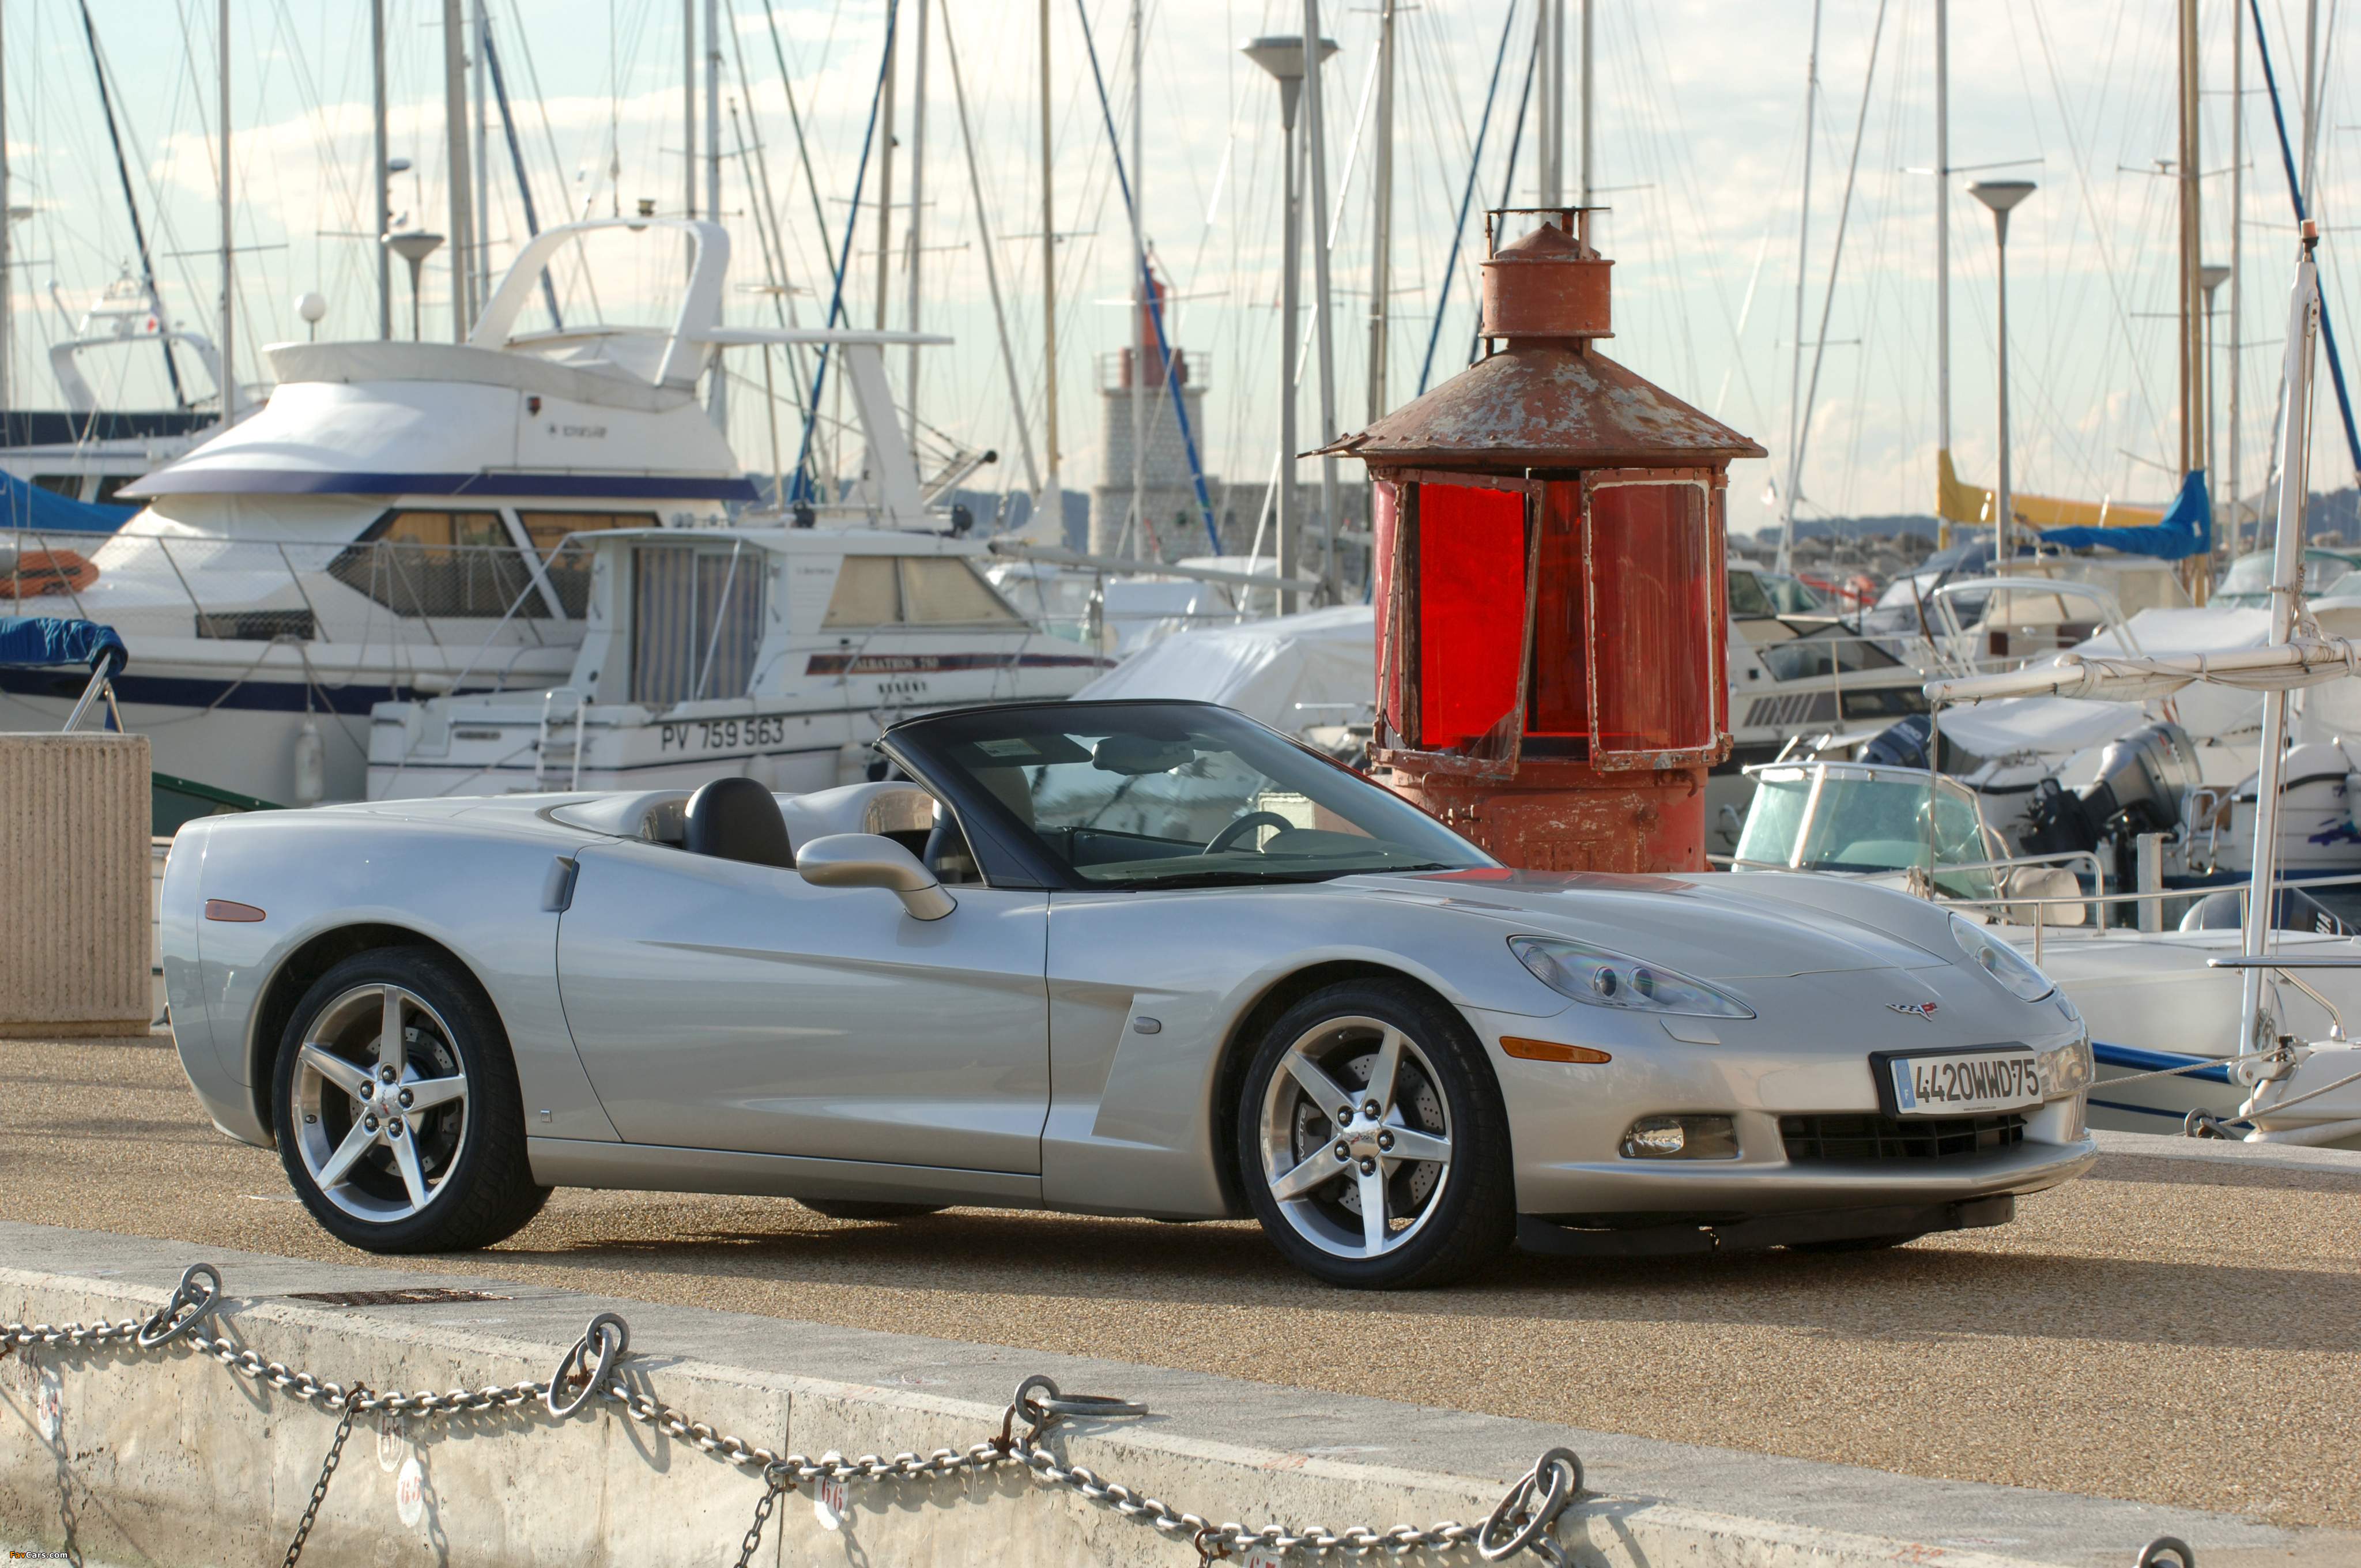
[{"x1": 682, "y1": 776, "x2": 795, "y2": 869}]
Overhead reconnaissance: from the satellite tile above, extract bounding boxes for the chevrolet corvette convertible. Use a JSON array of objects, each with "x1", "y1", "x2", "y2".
[{"x1": 163, "y1": 699, "x2": 2095, "y2": 1288}]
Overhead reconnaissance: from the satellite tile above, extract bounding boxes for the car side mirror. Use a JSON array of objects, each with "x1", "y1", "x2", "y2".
[{"x1": 795, "y1": 833, "x2": 957, "y2": 921}]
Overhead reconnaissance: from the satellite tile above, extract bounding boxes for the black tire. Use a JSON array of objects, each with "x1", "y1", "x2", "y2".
[
  {"x1": 273, "y1": 947, "x2": 548, "y2": 1253},
  {"x1": 1789, "y1": 1232, "x2": 1927, "y2": 1253},
  {"x1": 1235, "y1": 979, "x2": 1515, "y2": 1289},
  {"x1": 798, "y1": 1200, "x2": 948, "y2": 1220}
]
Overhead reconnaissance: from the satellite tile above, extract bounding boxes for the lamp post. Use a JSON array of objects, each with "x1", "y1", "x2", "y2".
[
  {"x1": 2200, "y1": 260, "x2": 2231, "y2": 551},
  {"x1": 1243, "y1": 33, "x2": 1336, "y2": 614},
  {"x1": 385, "y1": 231, "x2": 444, "y2": 342},
  {"x1": 1969, "y1": 179, "x2": 2034, "y2": 578}
]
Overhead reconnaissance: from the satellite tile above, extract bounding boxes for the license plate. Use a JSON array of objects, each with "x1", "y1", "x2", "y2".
[{"x1": 1875, "y1": 1047, "x2": 2041, "y2": 1118}]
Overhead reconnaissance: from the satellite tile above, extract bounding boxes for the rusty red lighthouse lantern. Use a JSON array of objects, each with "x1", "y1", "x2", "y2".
[{"x1": 1326, "y1": 209, "x2": 1766, "y2": 873}]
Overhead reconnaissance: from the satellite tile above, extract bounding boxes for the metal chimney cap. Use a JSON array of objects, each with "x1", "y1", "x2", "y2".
[
  {"x1": 1240, "y1": 36, "x2": 1338, "y2": 81},
  {"x1": 1968, "y1": 179, "x2": 2036, "y2": 213}
]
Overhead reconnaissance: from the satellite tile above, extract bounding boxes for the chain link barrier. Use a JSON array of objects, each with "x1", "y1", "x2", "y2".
[{"x1": 5, "y1": 1262, "x2": 1582, "y2": 1563}]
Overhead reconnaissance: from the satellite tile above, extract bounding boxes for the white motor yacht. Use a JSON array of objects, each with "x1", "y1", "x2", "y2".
[
  {"x1": 0, "y1": 218, "x2": 855, "y2": 812},
  {"x1": 365, "y1": 526, "x2": 1112, "y2": 798}
]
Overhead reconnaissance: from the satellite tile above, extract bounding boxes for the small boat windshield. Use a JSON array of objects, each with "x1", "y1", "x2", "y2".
[{"x1": 1734, "y1": 763, "x2": 2001, "y2": 900}]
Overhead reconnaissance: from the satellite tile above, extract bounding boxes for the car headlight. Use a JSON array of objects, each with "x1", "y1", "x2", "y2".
[
  {"x1": 1948, "y1": 913, "x2": 2055, "y2": 1002},
  {"x1": 1510, "y1": 936, "x2": 1756, "y2": 1019}
]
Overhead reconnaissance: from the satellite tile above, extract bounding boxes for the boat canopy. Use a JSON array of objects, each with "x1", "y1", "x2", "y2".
[{"x1": 0, "y1": 615, "x2": 127, "y2": 673}]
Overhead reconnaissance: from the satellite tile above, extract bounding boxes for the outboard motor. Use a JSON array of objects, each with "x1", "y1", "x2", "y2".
[
  {"x1": 2019, "y1": 721, "x2": 2200, "y2": 861},
  {"x1": 1860, "y1": 713, "x2": 1952, "y2": 771}
]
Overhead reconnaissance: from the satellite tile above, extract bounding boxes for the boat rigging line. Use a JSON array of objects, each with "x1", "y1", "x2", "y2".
[
  {"x1": 2250, "y1": 0, "x2": 2361, "y2": 487},
  {"x1": 72, "y1": 0, "x2": 186, "y2": 408},
  {"x1": 1418, "y1": 0, "x2": 1519, "y2": 398},
  {"x1": 790, "y1": 0, "x2": 900, "y2": 506}
]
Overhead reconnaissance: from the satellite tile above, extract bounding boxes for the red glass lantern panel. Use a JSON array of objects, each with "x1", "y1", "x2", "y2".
[
  {"x1": 1585, "y1": 477, "x2": 1716, "y2": 759},
  {"x1": 1526, "y1": 481, "x2": 1589, "y2": 738},
  {"x1": 1416, "y1": 481, "x2": 1527, "y2": 752}
]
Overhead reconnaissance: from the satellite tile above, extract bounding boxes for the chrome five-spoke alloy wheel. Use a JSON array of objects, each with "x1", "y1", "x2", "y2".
[
  {"x1": 1258, "y1": 1015, "x2": 1455, "y2": 1260},
  {"x1": 293, "y1": 983, "x2": 471, "y2": 1222}
]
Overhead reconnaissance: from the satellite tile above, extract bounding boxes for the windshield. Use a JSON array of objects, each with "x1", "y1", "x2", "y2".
[
  {"x1": 1756, "y1": 572, "x2": 1830, "y2": 615},
  {"x1": 1736, "y1": 766, "x2": 1998, "y2": 899},
  {"x1": 2217, "y1": 549, "x2": 2355, "y2": 606},
  {"x1": 889, "y1": 703, "x2": 1494, "y2": 889}
]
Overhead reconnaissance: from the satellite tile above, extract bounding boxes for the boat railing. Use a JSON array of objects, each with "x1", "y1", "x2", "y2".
[
  {"x1": 1940, "y1": 869, "x2": 2361, "y2": 968},
  {"x1": 4, "y1": 525, "x2": 593, "y2": 665}
]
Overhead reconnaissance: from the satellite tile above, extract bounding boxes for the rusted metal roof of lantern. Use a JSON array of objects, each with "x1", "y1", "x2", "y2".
[
  {"x1": 1325, "y1": 347, "x2": 1766, "y2": 471},
  {"x1": 1323, "y1": 215, "x2": 1766, "y2": 472}
]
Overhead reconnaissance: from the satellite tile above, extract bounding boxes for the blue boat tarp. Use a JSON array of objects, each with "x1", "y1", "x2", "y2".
[
  {"x1": 0, "y1": 615, "x2": 127, "y2": 674},
  {"x1": 2039, "y1": 469, "x2": 2212, "y2": 560},
  {"x1": 0, "y1": 466, "x2": 140, "y2": 534}
]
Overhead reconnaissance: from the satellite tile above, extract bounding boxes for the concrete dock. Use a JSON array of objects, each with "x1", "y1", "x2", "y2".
[{"x1": 6, "y1": 1031, "x2": 2359, "y2": 1565}]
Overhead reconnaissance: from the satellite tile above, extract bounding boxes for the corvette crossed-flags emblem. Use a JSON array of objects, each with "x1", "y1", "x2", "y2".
[{"x1": 1885, "y1": 1002, "x2": 1940, "y2": 1022}]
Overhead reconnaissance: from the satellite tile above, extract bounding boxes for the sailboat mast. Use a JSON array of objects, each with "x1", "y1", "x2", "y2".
[
  {"x1": 1040, "y1": 0, "x2": 1061, "y2": 534},
  {"x1": 682, "y1": 0, "x2": 696, "y2": 218},
  {"x1": 1127, "y1": 0, "x2": 1145, "y2": 556},
  {"x1": 1777, "y1": 0, "x2": 1822, "y2": 577},
  {"x1": 706, "y1": 0, "x2": 726, "y2": 430},
  {"x1": 906, "y1": 0, "x2": 929, "y2": 445},
  {"x1": 875, "y1": 20, "x2": 897, "y2": 331},
  {"x1": 1578, "y1": 0, "x2": 1592, "y2": 204},
  {"x1": 2239, "y1": 225, "x2": 2323, "y2": 1083},
  {"x1": 473, "y1": 0, "x2": 490, "y2": 318},
  {"x1": 944, "y1": 6, "x2": 1042, "y2": 499},
  {"x1": 2180, "y1": 0, "x2": 2201, "y2": 485},
  {"x1": 1934, "y1": 0, "x2": 1950, "y2": 545},
  {"x1": 1538, "y1": 0, "x2": 1561, "y2": 202},
  {"x1": 443, "y1": 0, "x2": 473, "y2": 342},
  {"x1": 1367, "y1": 0, "x2": 1395, "y2": 424},
  {"x1": 2230, "y1": 0, "x2": 2246, "y2": 551},
  {"x1": 1304, "y1": 0, "x2": 1339, "y2": 593},
  {"x1": 374, "y1": 0, "x2": 391, "y2": 340},
  {"x1": 218, "y1": 0, "x2": 232, "y2": 418},
  {"x1": 2301, "y1": 0, "x2": 2321, "y2": 200}
]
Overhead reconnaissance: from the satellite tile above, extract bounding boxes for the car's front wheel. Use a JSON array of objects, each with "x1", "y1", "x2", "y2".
[
  {"x1": 1236, "y1": 979, "x2": 1514, "y2": 1289},
  {"x1": 273, "y1": 948, "x2": 548, "y2": 1253}
]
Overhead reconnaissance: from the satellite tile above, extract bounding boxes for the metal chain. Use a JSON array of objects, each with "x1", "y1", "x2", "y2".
[
  {"x1": 282, "y1": 1387, "x2": 365, "y2": 1568},
  {"x1": 5, "y1": 1265, "x2": 1578, "y2": 1561}
]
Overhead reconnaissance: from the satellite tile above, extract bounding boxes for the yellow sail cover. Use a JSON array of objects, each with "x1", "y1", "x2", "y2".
[{"x1": 1936, "y1": 450, "x2": 2165, "y2": 530}]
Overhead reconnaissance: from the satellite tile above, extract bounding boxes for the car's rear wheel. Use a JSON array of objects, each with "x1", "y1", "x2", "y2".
[
  {"x1": 1236, "y1": 979, "x2": 1514, "y2": 1289},
  {"x1": 273, "y1": 948, "x2": 548, "y2": 1253}
]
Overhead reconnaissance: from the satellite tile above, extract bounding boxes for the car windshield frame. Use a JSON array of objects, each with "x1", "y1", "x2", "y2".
[{"x1": 879, "y1": 700, "x2": 1499, "y2": 892}]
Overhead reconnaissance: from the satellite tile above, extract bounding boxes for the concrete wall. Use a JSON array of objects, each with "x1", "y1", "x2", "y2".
[
  {"x1": 0, "y1": 733, "x2": 150, "y2": 1036},
  {"x1": 0, "y1": 1267, "x2": 2050, "y2": 1568}
]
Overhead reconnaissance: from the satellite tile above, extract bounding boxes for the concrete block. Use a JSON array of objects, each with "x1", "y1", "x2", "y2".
[{"x1": 0, "y1": 732, "x2": 151, "y2": 1036}]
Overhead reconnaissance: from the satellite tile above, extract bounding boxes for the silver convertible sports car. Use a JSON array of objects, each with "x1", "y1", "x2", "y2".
[{"x1": 163, "y1": 699, "x2": 2096, "y2": 1288}]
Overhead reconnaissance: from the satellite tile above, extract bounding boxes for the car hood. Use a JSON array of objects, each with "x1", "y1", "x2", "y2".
[{"x1": 1353, "y1": 867, "x2": 1953, "y2": 980}]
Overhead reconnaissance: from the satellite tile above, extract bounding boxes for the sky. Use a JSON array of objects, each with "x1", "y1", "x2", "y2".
[{"x1": 3, "y1": 0, "x2": 2355, "y2": 532}]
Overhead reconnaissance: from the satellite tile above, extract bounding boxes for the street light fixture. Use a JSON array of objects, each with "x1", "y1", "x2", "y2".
[
  {"x1": 1968, "y1": 180, "x2": 2034, "y2": 578},
  {"x1": 1243, "y1": 33, "x2": 1337, "y2": 615},
  {"x1": 384, "y1": 231, "x2": 444, "y2": 343}
]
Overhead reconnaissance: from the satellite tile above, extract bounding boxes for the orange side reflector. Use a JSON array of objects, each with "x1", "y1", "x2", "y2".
[
  {"x1": 203, "y1": 899, "x2": 266, "y2": 923},
  {"x1": 1500, "y1": 1036, "x2": 1611, "y2": 1064}
]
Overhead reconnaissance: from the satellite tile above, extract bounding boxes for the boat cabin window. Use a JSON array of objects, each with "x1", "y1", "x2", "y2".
[
  {"x1": 330, "y1": 510, "x2": 535, "y2": 617},
  {"x1": 631, "y1": 542, "x2": 768, "y2": 708},
  {"x1": 820, "y1": 556, "x2": 1026, "y2": 629},
  {"x1": 92, "y1": 476, "x2": 139, "y2": 506},
  {"x1": 1757, "y1": 634, "x2": 1902, "y2": 682},
  {"x1": 1726, "y1": 570, "x2": 1776, "y2": 619},
  {"x1": 31, "y1": 475, "x2": 79, "y2": 498},
  {"x1": 516, "y1": 510, "x2": 656, "y2": 616}
]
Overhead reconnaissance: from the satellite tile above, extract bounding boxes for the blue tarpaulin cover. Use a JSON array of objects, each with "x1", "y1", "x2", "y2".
[
  {"x1": 2039, "y1": 469, "x2": 2212, "y2": 560},
  {"x1": 0, "y1": 615, "x2": 127, "y2": 673},
  {"x1": 0, "y1": 466, "x2": 139, "y2": 534}
]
